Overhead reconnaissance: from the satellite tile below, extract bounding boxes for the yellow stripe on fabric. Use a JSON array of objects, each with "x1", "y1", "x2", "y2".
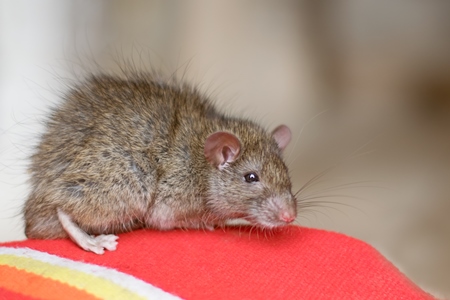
[{"x1": 0, "y1": 254, "x2": 146, "y2": 300}]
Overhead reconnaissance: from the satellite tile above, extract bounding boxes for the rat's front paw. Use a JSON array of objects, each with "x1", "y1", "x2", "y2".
[
  {"x1": 204, "y1": 224, "x2": 215, "y2": 231},
  {"x1": 82, "y1": 234, "x2": 119, "y2": 255}
]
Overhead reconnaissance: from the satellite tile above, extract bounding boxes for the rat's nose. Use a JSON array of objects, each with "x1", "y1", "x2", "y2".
[{"x1": 280, "y1": 211, "x2": 295, "y2": 223}]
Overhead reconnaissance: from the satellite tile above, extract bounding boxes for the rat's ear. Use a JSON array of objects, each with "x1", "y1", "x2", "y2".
[
  {"x1": 272, "y1": 125, "x2": 291, "y2": 151},
  {"x1": 204, "y1": 132, "x2": 241, "y2": 168}
]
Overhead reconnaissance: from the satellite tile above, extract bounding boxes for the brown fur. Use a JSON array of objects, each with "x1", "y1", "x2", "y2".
[{"x1": 24, "y1": 74, "x2": 296, "y2": 239}]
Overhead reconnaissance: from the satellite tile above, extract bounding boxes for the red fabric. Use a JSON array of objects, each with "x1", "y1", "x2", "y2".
[
  {"x1": 1, "y1": 226, "x2": 433, "y2": 299},
  {"x1": 0, "y1": 287, "x2": 40, "y2": 300}
]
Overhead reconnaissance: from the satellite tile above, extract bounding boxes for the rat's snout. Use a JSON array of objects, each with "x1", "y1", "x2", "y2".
[
  {"x1": 279, "y1": 211, "x2": 296, "y2": 223},
  {"x1": 277, "y1": 200, "x2": 297, "y2": 224},
  {"x1": 265, "y1": 194, "x2": 297, "y2": 226}
]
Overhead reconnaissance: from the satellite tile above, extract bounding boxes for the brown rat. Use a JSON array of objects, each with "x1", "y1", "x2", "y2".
[{"x1": 23, "y1": 74, "x2": 297, "y2": 254}]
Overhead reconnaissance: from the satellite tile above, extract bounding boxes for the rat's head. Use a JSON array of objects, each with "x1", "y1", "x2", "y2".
[{"x1": 204, "y1": 124, "x2": 297, "y2": 228}]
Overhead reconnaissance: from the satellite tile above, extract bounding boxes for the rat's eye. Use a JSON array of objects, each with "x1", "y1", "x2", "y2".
[{"x1": 244, "y1": 172, "x2": 259, "y2": 183}]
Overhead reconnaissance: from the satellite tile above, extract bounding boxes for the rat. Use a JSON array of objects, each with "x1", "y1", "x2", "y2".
[{"x1": 23, "y1": 74, "x2": 297, "y2": 254}]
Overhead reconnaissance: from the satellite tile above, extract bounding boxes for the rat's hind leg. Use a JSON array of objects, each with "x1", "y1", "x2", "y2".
[{"x1": 57, "y1": 209, "x2": 118, "y2": 255}]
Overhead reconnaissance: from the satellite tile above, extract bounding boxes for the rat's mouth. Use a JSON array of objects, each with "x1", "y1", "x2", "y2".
[
  {"x1": 243, "y1": 203, "x2": 297, "y2": 228},
  {"x1": 244, "y1": 216, "x2": 293, "y2": 229}
]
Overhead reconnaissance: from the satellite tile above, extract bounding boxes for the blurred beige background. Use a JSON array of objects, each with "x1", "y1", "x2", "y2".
[{"x1": 1, "y1": 1, "x2": 449, "y2": 297}]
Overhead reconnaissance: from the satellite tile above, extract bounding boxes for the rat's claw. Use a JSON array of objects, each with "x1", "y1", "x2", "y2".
[
  {"x1": 95, "y1": 234, "x2": 119, "y2": 251},
  {"x1": 82, "y1": 234, "x2": 119, "y2": 254}
]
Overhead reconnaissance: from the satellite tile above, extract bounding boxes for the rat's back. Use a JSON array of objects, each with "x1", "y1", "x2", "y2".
[{"x1": 23, "y1": 75, "x2": 215, "y2": 240}]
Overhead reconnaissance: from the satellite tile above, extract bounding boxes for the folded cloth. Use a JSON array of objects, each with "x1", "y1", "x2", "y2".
[{"x1": 0, "y1": 226, "x2": 434, "y2": 299}]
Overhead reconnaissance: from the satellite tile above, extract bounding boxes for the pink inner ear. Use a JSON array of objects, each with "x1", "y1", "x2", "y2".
[
  {"x1": 272, "y1": 125, "x2": 291, "y2": 151},
  {"x1": 204, "y1": 132, "x2": 241, "y2": 167}
]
